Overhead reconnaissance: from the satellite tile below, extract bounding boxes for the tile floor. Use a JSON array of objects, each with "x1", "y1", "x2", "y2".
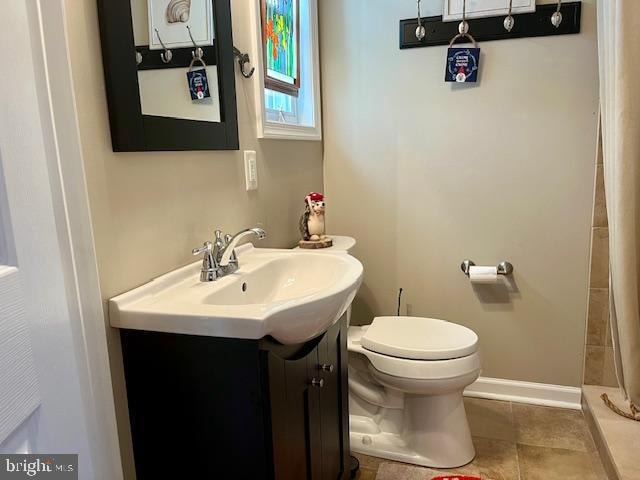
[{"x1": 353, "y1": 397, "x2": 609, "y2": 480}]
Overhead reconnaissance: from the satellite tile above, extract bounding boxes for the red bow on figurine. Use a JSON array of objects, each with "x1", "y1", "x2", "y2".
[{"x1": 304, "y1": 192, "x2": 324, "y2": 203}]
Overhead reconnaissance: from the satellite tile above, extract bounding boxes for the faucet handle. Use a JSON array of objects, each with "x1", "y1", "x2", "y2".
[
  {"x1": 192, "y1": 241, "x2": 213, "y2": 256},
  {"x1": 224, "y1": 234, "x2": 238, "y2": 264},
  {"x1": 214, "y1": 229, "x2": 226, "y2": 248}
]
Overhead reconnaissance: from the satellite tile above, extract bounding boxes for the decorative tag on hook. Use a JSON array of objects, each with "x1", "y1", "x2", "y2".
[
  {"x1": 445, "y1": 47, "x2": 480, "y2": 83},
  {"x1": 445, "y1": 29, "x2": 480, "y2": 83},
  {"x1": 187, "y1": 57, "x2": 210, "y2": 100},
  {"x1": 445, "y1": 0, "x2": 480, "y2": 83}
]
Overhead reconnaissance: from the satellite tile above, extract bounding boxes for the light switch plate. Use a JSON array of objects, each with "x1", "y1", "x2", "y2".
[{"x1": 244, "y1": 150, "x2": 258, "y2": 191}]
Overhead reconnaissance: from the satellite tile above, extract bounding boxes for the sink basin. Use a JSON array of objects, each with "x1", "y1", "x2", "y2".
[{"x1": 109, "y1": 244, "x2": 363, "y2": 345}]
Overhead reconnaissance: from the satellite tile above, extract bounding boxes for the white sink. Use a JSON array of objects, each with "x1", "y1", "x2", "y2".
[{"x1": 109, "y1": 244, "x2": 363, "y2": 344}]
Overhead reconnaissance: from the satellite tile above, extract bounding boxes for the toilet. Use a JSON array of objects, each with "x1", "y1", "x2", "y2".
[
  {"x1": 348, "y1": 317, "x2": 480, "y2": 468},
  {"x1": 296, "y1": 236, "x2": 480, "y2": 468}
]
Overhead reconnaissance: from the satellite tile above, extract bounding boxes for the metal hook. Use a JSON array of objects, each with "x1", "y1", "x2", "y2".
[
  {"x1": 186, "y1": 26, "x2": 204, "y2": 61},
  {"x1": 415, "y1": 0, "x2": 426, "y2": 40},
  {"x1": 458, "y1": 0, "x2": 469, "y2": 38},
  {"x1": 450, "y1": 0, "x2": 476, "y2": 47},
  {"x1": 233, "y1": 47, "x2": 255, "y2": 79},
  {"x1": 504, "y1": 0, "x2": 515, "y2": 32},
  {"x1": 551, "y1": 0, "x2": 563, "y2": 28},
  {"x1": 154, "y1": 28, "x2": 172, "y2": 63}
]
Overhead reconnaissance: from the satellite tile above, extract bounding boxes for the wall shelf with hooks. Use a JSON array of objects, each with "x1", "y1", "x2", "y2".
[{"x1": 400, "y1": 1, "x2": 581, "y2": 50}]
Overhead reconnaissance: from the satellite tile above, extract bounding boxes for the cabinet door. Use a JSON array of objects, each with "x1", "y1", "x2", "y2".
[
  {"x1": 265, "y1": 317, "x2": 349, "y2": 480},
  {"x1": 267, "y1": 343, "x2": 323, "y2": 480},
  {"x1": 317, "y1": 320, "x2": 349, "y2": 480}
]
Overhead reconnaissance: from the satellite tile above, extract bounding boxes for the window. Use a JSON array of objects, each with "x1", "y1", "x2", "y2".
[
  {"x1": 265, "y1": 88, "x2": 298, "y2": 123},
  {"x1": 249, "y1": 0, "x2": 321, "y2": 140}
]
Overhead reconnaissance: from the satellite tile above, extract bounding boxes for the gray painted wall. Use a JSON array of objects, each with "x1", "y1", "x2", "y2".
[{"x1": 320, "y1": 0, "x2": 599, "y2": 387}]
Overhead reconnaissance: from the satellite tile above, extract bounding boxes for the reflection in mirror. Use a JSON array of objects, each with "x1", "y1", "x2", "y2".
[{"x1": 130, "y1": 0, "x2": 221, "y2": 122}]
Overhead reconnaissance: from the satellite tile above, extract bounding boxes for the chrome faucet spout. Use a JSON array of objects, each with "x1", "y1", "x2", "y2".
[{"x1": 219, "y1": 227, "x2": 266, "y2": 267}]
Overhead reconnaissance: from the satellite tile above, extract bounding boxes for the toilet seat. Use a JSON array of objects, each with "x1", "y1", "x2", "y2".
[
  {"x1": 362, "y1": 316, "x2": 478, "y2": 360},
  {"x1": 348, "y1": 326, "x2": 480, "y2": 381}
]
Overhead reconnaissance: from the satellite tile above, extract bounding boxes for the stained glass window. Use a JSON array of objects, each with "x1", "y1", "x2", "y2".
[{"x1": 262, "y1": 0, "x2": 300, "y2": 96}]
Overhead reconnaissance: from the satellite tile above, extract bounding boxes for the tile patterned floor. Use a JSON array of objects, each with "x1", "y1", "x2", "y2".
[{"x1": 353, "y1": 397, "x2": 609, "y2": 480}]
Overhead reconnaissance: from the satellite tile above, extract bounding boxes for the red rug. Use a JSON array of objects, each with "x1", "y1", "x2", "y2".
[{"x1": 432, "y1": 476, "x2": 482, "y2": 480}]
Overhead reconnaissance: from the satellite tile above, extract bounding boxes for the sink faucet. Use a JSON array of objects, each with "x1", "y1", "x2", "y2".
[
  {"x1": 192, "y1": 227, "x2": 266, "y2": 282},
  {"x1": 218, "y1": 228, "x2": 267, "y2": 267}
]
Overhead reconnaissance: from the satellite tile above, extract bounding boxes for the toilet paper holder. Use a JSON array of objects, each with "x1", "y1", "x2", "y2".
[{"x1": 461, "y1": 260, "x2": 513, "y2": 276}]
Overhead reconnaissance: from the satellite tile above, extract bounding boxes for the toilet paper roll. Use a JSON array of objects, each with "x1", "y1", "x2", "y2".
[{"x1": 468, "y1": 265, "x2": 499, "y2": 284}]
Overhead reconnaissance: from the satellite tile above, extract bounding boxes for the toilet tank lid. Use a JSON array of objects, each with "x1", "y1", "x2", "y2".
[{"x1": 361, "y1": 316, "x2": 478, "y2": 360}]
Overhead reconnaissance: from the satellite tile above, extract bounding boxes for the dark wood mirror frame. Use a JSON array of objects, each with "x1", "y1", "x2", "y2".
[{"x1": 97, "y1": 0, "x2": 239, "y2": 151}]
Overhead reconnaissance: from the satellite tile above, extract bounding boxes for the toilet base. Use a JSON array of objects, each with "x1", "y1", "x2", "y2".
[{"x1": 349, "y1": 391, "x2": 476, "y2": 469}]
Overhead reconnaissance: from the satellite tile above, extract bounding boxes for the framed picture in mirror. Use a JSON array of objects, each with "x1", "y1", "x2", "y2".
[
  {"x1": 147, "y1": 0, "x2": 214, "y2": 50},
  {"x1": 97, "y1": 0, "x2": 239, "y2": 151},
  {"x1": 443, "y1": 0, "x2": 535, "y2": 21}
]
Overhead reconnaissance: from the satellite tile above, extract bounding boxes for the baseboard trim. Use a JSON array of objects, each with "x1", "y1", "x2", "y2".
[{"x1": 464, "y1": 376, "x2": 582, "y2": 410}]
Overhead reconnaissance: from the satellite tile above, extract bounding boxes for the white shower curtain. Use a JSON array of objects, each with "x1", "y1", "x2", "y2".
[{"x1": 597, "y1": 0, "x2": 640, "y2": 409}]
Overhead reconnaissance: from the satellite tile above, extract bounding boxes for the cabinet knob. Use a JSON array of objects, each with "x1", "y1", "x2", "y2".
[
  {"x1": 320, "y1": 364, "x2": 334, "y2": 373},
  {"x1": 310, "y1": 378, "x2": 324, "y2": 388}
]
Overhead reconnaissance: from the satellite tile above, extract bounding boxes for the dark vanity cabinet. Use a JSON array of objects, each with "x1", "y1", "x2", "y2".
[{"x1": 120, "y1": 314, "x2": 350, "y2": 480}]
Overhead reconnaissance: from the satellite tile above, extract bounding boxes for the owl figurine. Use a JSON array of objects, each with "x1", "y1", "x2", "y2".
[{"x1": 299, "y1": 192, "x2": 328, "y2": 242}]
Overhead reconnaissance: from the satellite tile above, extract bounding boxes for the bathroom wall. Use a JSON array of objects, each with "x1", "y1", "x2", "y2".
[
  {"x1": 320, "y1": 0, "x2": 599, "y2": 387},
  {"x1": 64, "y1": 0, "x2": 323, "y2": 476},
  {"x1": 583, "y1": 133, "x2": 617, "y2": 387}
]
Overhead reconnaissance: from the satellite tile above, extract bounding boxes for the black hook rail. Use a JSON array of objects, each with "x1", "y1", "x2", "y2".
[
  {"x1": 400, "y1": 1, "x2": 581, "y2": 49},
  {"x1": 136, "y1": 44, "x2": 218, "y2": 70}
]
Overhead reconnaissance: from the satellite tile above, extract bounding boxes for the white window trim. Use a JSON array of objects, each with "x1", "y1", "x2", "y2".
[{"x1": 247, "y1": 0, "x2": 322, "y2": 141}]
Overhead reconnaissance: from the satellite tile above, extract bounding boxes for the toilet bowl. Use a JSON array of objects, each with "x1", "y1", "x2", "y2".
[{"x1": 348, "y1": 316, "x2": 480, "y2": 469}]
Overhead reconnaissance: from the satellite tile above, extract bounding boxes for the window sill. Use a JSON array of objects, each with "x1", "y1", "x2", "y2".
[{"x1": 261, "y1": 121, "x2": 322, "y2": 141}]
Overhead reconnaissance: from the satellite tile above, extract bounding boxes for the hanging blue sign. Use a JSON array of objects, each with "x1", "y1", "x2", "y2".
[
  {"x1": 445, "y1": 47, "x2": 480, "y2": 83},
  {"x1": 187, "y1": 68, "x2": 211, "y2": 100}
]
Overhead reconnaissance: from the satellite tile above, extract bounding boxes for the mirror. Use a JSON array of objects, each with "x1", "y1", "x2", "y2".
[
  {"x1": 98, "y1": 0, "x2": 239, "y2": 151},
  {"x1": 132, "y1": 0, "x2": 220, "y2": 122}
]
